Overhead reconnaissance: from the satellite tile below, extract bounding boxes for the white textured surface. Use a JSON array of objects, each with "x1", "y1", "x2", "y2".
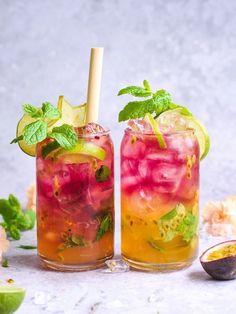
[
  {"x1": 1, "y1": 1, "x2": 236, "y2": 313},
  {"x1": 2, "y1": 231, "x2": 236, "y2": 314}
]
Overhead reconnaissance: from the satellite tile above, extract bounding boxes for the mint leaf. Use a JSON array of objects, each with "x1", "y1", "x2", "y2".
[
  {"x1": 119, "y1": 98, "x2": 154, "y2": 122},
  {"x1": 143, "y1": 80, "x2": 151, "y2": 91},
  {"x1": 9, "y1": 225, "x2": 21, "y2": 240},
  {"x1": 118, "y1": 86, "x2": 152, "y2": 97},
  {"x1": 18, "y1": 245, "x2": 37, "y2": 249},
  {"x1": 177, "y1": 213, "x2": 197, "y2": 242},
  {"x1": 23, "y1": 104, "x2": 43, "y2": 118},
  {"x1": 96, "y1": 213, "x2": 113, "y2": 241},
  {"x1": 42, "y1": 102, "x2": 61, "y2": 119},
  {"x1": 49, "y1": 124, "x2": 78, "y2": 149},
  {"x1": 161, "y1": 208, "x2": 177, "y2": 220},
  {"x1": 148, "y1": 240, "x2": 164, "y2": 252},
  {"x1": 24, "y1": 210, "x2": 36, "y2": 229},
  {"x1": 8, "y1": 194, "x2": 21, "y2": 212},
  {"x1": 23, "y1": 120, "x2": 48, "y2": 145},
  {"x1": 10, "y1": 135, "x2": 23, "y2": 144},
  {"x1": 95, "y1": 165, "x2": 111, "y2": 182}
]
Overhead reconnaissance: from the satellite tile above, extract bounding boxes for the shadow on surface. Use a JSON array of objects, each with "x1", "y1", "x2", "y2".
[
  {"x1": 9, "y1": 253, "x2": 42, "y2": 271},
  {"x1": 188, "y1": 270, "x2": 213, "y2": 281}
]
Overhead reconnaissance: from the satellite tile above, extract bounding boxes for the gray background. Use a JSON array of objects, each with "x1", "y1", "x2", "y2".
[{"x1": 0, "y1": 0, "x2": 236, "y2": 206}]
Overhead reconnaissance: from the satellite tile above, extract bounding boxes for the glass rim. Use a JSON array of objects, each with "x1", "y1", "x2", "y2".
[
  {"x1": 124, "y1": 127, "x2": 195, "y2": 137},
  {"x1": 76, "y1": 127, "x2": 110, "y2": 138}
]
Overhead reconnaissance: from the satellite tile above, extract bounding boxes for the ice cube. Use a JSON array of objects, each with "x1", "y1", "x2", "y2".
[
  {"x1": 33, "y1": 290, "x2": 52, "y2": 305},
  {"x1": 76, "y1": 123, "x2": 105, "y2": 135},
  {"x1": 121, "y1": 135, "x2": 146, "y2": 159},
  {"x1": 158, "y1": 110, "x2": 188, "y2": 132},
  {"x1": 147, "y1": 290, "x2": 164, "y2": 303},
  {"x1": 128, "y1": 119, "x2": 153, "y2": 134},
  {"x1": 151, "y1": 163, "x2": 185, "y2": 194},
  {"x1": 101, "y1": 259, "x2": 130, "y2": 273}
]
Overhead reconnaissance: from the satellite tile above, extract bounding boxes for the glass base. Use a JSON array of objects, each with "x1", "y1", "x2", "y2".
[
  {"x1": 122, "y1": 255, "x2": 195, "y2": 272},
  {"x1": 39, "y1": 254, "x2": 114, "y2": 272}
]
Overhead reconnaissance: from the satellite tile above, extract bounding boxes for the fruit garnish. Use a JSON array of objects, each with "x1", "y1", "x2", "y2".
[
  {"x1": 144, "y1": 113, "x2": 166, "y2": 149},
  {"x1": 158, "y1": 108, "x2": 210, "y2": 160},
  {"x1": 55, "y1": 96, "x2": 86, "y2": 127},
  {"x1": 56, "y1": 140, "x2": 106, "y2": 162},
  {"x1": 11, "y1": 97, "x2": 86, "y2": 157},
  {"x1": 0, "y1": 285, "x2": 26, "y2": 314},
  {"x1": 200, "y1": 240, "x2": 236, "y2": 280}
]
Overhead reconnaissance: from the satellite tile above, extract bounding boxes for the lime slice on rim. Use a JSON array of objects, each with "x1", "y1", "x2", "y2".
[
  {"x1": 16, "y1": 96, "x2": 86, "y2": 157},
  {"x1": 158, "y1": 108, "x2": 210, "y2": 160},
  {"x1": 56, "y1": 140, "x2": 106, "y2": 163},
  {"x1": 145, "y1": 113, "x2": 167, "y2": 149},
  {"x1": 0, "y1": 285, "x2": 26, "y2": 314}
]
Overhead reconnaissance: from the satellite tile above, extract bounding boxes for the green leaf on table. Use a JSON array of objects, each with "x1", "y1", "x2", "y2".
[
  {"x1": 24, "y1": 210, "x2": 36, "y2": 229},
  {"x1": 8, "y1": 194, "x2": 21, "y2": 212},
  {"x1": 1, "y1": 259, "x2": 8, "y2": 267},
  {"x1": 18, "y1": 245, "x2": 37, "y2": 250},
  {"x1": 23, "y1": 104, "x2": 43, "y2": 118},
  {"x1": 95, "y1": 165, "x2": 111, "y2": 182},
  {"x1": 42, "y1": 102, "x2": 61, "y2": 119},
  {"x1": 49, "y1": 124, "x2": 78, "y2": 149},
  {"x1": 9, "y1": 225, "x2": 21, "y2": 240},
  {"x1": 96, "y1": 213, "x2": 113, "y2": 241},
  {"x1": 23, "y1": 120, "x2": 48, "y2": 145}
]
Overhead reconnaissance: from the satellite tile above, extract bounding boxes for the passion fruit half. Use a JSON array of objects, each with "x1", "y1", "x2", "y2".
[{"x1": 200, "y1": 240, "x2": 236, "y2": 280}]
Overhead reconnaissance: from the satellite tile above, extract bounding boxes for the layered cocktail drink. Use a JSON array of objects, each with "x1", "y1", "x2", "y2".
[
  {"x1": 37, "y1": 124, "x2": 114, "y2": 270},
  {"x1": 121, "y1": 122, "x2": 199, "y2": 270},
  {"x1": 118, "y1": 80, "x2": 209, "y2": 271}
]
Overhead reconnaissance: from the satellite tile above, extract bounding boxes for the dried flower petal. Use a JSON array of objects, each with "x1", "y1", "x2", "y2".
[{"x1": 26, "y1": 183, "x2": 36, "y2": 211}]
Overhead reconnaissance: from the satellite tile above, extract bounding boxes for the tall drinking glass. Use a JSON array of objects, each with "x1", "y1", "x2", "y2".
[
  {"x1": 36, "y1": 127, "x2": 114, "y2": 271},
  {"x1": 121, "y1": 128, "x2": 199, "y2": 271}
]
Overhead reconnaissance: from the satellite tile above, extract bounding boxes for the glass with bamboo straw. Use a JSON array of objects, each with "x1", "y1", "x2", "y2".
[{"x1": 36, "y1": 48, "x2": 114, "y2": 271}]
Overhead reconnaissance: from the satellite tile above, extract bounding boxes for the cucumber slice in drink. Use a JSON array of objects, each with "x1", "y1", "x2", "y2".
[
  {"x1": 145, "y1": 113, "x2": 167, "y2": 149},
  {"x1": 0, "y1": 285, "x2": 26, "y2": 314},
  {"x1": 158, "y1": 109, "x2": 210, "y2": 160},
  {"x1": 56, "y1": 140, "x2": 106, "y2": 162}
]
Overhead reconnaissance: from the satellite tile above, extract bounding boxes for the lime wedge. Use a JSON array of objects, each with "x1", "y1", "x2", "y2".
[
  {"x1": 16, "y1": 114, "x2": 37, "y2": 156},
  {"x1": 0, "y1": 285, "x2": 26, "y2": 314},
  {"x1": 53, "y1": 96, "x2": 86, "y2": 128},
  {"x1": 145, "y1": 113, "x2": 167, "y2": 149},
  {"x1": 158, "y1": 109, "x2": 210, "y2": 160},
  {"x1": 56, "y1": 140, "x2": 106, "y2": 162}
]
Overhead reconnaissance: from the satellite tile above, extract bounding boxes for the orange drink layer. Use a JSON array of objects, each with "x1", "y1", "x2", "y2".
[
  {"x1": 121, "y1": 129, "x2": 199, "y2": 271},
  {"x1": 36, "y1": 128, "x2": 114, "y2": 271}
]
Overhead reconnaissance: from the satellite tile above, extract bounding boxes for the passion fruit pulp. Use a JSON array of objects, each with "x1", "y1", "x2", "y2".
[{"x1": 200, "y1": 240, "x2": 236, "y2": 280}]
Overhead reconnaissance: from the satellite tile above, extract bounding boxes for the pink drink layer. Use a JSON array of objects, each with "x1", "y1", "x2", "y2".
[{"x1": 36, "y1": 123, "x2": 114, "y2": 266}]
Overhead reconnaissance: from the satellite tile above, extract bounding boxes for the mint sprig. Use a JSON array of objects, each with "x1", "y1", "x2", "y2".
[
  {"x1": 0, "y1": 194, "x2": 36, "y2": 240},
  {"x1": 11, "y1": 102, "x2": 78, "y2": 151},
  {"x1": 118, "y1": 80, "x2": 191, "y2": 122}
]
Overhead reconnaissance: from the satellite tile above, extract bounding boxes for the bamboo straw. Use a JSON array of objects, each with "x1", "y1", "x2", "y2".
[{"x1": 86, "y1": 47, "x2": 104, "y2": 123}]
